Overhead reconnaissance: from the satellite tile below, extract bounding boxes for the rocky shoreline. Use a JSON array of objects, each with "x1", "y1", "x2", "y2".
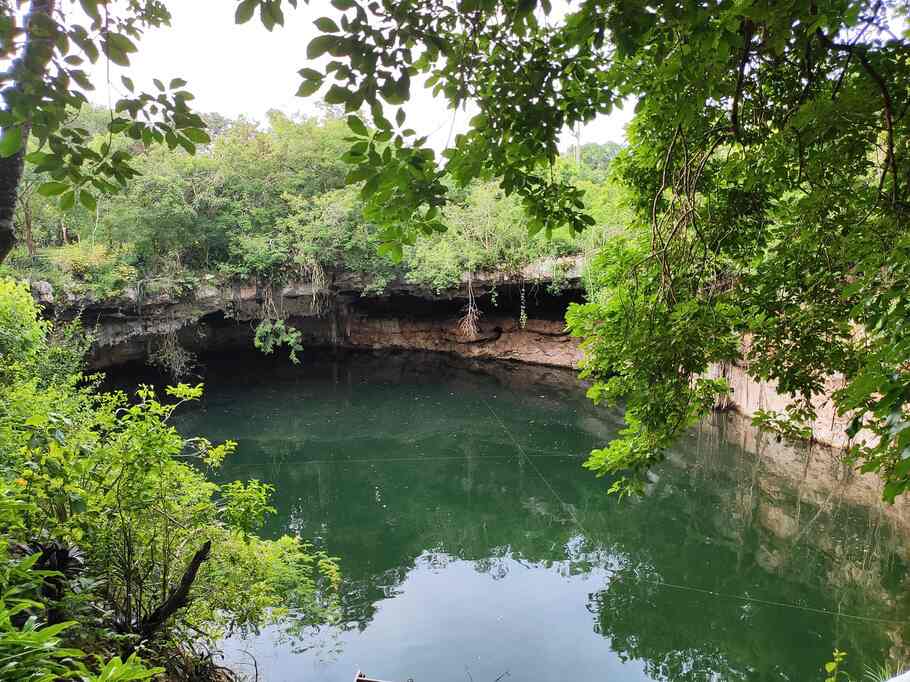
[{"x1": 28, "y1": 257, "x2": 858, "y2": 452}]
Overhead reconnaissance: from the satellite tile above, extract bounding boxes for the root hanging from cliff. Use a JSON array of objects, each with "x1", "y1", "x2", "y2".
[
  {"x1": 306, "y1": 260, "x2": 331, "y2": 317},
  {"x1": 519, "y1": 282, "x2": 528, "y2": 329},
  {"x1": 260, "y1": 283, "x2": 281, "y2": 321},
  {"x1": 149, "y1": 330, "x2": 197, "y2": 379},
  {"x1": 458, "y1": 273, "x2": 482, "y2": 339}
]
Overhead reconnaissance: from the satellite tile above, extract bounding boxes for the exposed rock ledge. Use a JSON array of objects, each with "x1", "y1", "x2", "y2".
[
  {"x1": 28, "y1": 257, "x2": 855, "y2": 451},
  {"x1": 29, "y1": 257, "x2": 586, "y2": 371}
]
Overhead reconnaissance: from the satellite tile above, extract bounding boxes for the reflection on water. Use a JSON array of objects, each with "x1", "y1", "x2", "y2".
[{"x1": 173, "y1": 351, "x2": 910, "y2": 682}]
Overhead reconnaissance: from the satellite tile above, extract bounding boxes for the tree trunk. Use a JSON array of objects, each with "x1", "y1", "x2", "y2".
[
  {"x1": 137, "y1": 540, "x2": 212, "y2": 643},
  {"x1": 22, "y1": 199, "x2": 35, "y2": 257},
  {"x1": 0, "y1": 0, "x2": 56, "y2": 266},
  {"x1": 0, "y1": 139, "x2": 27, "y2": 264}
]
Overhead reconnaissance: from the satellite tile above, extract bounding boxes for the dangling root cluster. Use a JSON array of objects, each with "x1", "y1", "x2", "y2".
[
  {"x1": 458, "y1": 272, "x2": 482, "y2": 339},
  {"x1": 149, "y1": 329, "x2": 197, "y2": 379},
  {"x1": 304, "y1": 260, "x2": 330, "y2": 317}
]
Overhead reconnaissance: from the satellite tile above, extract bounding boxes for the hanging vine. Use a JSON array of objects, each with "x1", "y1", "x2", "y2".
[{"x1": 253, "y1": 283, "x2": 303, "y2": 364}]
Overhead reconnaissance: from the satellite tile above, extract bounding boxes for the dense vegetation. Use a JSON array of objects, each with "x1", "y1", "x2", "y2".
[
  {"x1": 0, "y1": 279, "x2": 341, "y2": 677},
  {"x1": 0, "y1": 280, "x2": 338, "y2": 680},
  {"x1": 1, "y1": 0, "x2": 909, "y2": 677},
  {"x1": 1, "y1": 106, "x2": 627, "y2": 302},
  {"x1": 260, "y1": 0, "x2": 910, "y2": 505}
]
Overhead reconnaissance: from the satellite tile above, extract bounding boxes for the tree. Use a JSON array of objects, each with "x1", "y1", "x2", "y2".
[
  {"x1": 0, "y1": 0, "x2": 211, "y2": 264},
  {"x1": 579, "y1": 142, "x2": 622, "y2": 174},
  {"x1": 245, "y1": 0, "x2": 910, "y2": 499}
]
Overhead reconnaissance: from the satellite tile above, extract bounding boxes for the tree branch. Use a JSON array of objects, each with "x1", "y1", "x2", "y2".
[
  {"x1": 138, "y1": 540, "x2": 211, "y2": 643},
  {"x1": 730, "y1": 19, "x2": 754, "y2": 142}
]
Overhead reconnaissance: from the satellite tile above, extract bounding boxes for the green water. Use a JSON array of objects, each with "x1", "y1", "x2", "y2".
[{"x1": 173, "y1": 352, "x2": 910, "y2": 682}]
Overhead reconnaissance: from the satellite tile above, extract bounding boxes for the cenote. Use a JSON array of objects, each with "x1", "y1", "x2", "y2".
[{"x1": 159, "y1": 351, "x2": 910, "y2": 682}]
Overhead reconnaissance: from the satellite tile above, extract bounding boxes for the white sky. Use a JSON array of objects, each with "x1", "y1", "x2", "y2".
[{"x1": 83, "y1": 0, "x2": 633, "y2": 150}]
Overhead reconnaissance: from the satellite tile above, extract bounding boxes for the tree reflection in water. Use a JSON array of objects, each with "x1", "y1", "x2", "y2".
[{"x1": 176, "y1": 352, "x2": 910, "y2": 682}]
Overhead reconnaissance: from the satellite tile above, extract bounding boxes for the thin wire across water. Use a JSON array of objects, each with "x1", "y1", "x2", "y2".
[{"x1": 480, "y1": 398, "x2": 910, "y2": 628}]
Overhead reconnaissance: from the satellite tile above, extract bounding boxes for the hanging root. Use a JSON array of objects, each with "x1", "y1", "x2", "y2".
[
  {"x1": 306, "y1": 260, "x2": 330, "y2": 317},
  {"x1": 149, "y1": 328, "x2": 197, "y2": 379},
  {"x1": 519, "y1": 282, "x2": 527, "y2": 329},
  {"x1": 260, "y1": 282, "x2": 280, "y2": 321},
  {"x1": 458, "y1": 272, "x2": 482, "y2": 339}
]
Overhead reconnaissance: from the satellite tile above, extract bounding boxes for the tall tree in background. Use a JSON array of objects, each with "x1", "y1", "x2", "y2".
[
  {"x1": 0, "y1": 0, "x2": 210, "y2": 264},
  {"x1": 237, "y1": 0, "x2": 910, "y2": 499}
]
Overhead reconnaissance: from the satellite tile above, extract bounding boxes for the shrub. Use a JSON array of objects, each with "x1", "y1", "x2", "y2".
[
  {"x1": 0, "y1": 279, "x2": 341, "y2": 672},
  {"x1": 47, "y1": 244, "x2": 137, "y2": 299}
]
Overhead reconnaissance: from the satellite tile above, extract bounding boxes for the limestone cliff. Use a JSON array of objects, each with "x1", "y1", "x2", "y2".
[
  {"x1": 30, "y1": 257, "x2": 586, "y2": 370},
  {"x1": 28, "y1": 257, "x2": 861, "y2": 451}
]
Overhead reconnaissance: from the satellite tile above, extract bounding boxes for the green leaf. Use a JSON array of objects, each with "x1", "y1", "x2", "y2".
[
  {"x1": 469, "y1": 113, "x2": 488, "y2": 129},
  {"x1": 378, "y1": 241, "x2": 403, "y2": 262},
  {"x1": 0, "y1": 126, "x2": 22, "y2": 158},
  {"x1": 345, "y1": 166, "x2": 374, "y2": 183},
  {"x1": 361, "y1": 174, "x2": 380, "y2": 197},
  {"x1": 25, "y1": 151, "x2": 51, "y2": 164},
  {"x1": 314, "y1": 17, "x2": 340, "y2": 32},
  {"x1": 37, "y1": 181, "x2": 69, "y2": 197},
  {"x1": 296, "y1": 79, "x2": 322, "y2": 97},
  {"x1": 79, "y1": 190, "x2": 97, "y2": 212},
  {"x1": 177, "y1": 135, "x2": 196, "y2": 155},
  {"x1": 59, "y1": 190, "x2": 76, "y2": 211},
  {"x1": 396, "y1": 109, "x2": 406, "y2": 126},
  {"x1": 107, "y1": 32, "x2": 138, "y2": 54},
  {"x1": 307, "y1": 35, "x2": 337, "y2": 59},
  {"x1": 347, "y1": 115, "x2": 368, "y2": 137},
  {"x1": 331, "y1": 0, "x2": 355, "y2": 9},
  {"x1": 183, "y1": 128, "x2": 211, "y2": 144},
  {"x1": 298, "y1": 67, "x2": 323, "y2": 81},
  {"x1": 121, "y1": 75, "x2": 135, "y2": 92},
  {"x1": 170, "y1": 78, "x2": 188, "y2": 89},
  {"x1": 102, "y1": 41, "x2": 129, "y2": 67},
  {"x1": 324, "y1": 84, "x2": 351, "y2": 104},
  {"x1": 235, "y1": 0, "x2": 257, "y2": 24},
  {"x1": 260, "y1": 1, "x2": 285, "y2": 30},
  {"x1": 80, "y1": 0, "x2": 101, "y2": 21}
]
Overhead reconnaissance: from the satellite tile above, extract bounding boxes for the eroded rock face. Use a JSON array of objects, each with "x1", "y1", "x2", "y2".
[
  {"x1": 336, "y1": 314, "x2": 581, "y2": 367},
  {"x1": 705, "y1": 358, "x2": 858, "y2": 450},
  {"x1": 29, "y1": 264, "x2": 865, "y2": 450},
  {"x1": 32, "y1": 267, "x2": 587, "y2": 371}
]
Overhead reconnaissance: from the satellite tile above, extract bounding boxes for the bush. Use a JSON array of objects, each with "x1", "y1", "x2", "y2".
[
  {"x1": 0, "y1": 279, "x2": 341, "y2": 673},
  {"x1": 47, "y1": 244, "x2": 137, "y2": 299}
]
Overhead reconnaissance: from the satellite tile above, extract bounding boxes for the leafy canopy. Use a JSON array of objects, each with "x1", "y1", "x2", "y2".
[
  {"x1": 0, "y1": 279, "x2": 341, "y2": 673},
  {"x1": 0, "y1": 0, "x2": 209, "y2": 228},
  {"x1": 242, "y1": 0, "x2": 910, "y2": 499}
]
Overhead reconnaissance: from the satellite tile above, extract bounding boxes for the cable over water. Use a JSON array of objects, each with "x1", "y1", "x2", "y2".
[{"x1": 480, "y1": 397, "x2": 910, "y2": 628}]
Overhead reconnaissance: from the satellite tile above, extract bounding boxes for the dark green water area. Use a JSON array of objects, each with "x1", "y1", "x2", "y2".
[{"x1": 166, "y1": 351, "x2": 910, "y2": 682}]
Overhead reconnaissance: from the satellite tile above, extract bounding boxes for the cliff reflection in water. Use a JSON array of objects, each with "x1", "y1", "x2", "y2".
[{"x1": 176, "y1": 351, "x2": 910, "y2": 682}]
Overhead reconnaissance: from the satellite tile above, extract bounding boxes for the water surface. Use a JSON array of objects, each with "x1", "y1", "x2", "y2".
[{"x1": 173, "y1": 352, "x2": 910, "y2": 682}]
